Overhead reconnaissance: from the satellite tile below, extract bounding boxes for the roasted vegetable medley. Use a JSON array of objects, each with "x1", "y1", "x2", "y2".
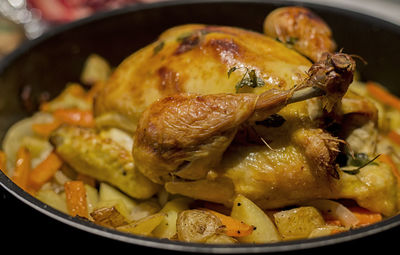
[{"x1": 1, "y1": 6, "x2": 400, "y2": 244}]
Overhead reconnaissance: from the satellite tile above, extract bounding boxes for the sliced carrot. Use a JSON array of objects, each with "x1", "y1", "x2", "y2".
[
  {"x1": 378, "y1": 154, "x2": 400, "y2": 185},
  {"x1": 12, "y1": 147, "x2": 31, "y2": 190},
  {"x1": 0, "y1": 150, "x2": 7, "y2": 177},
  {"x1": 64, "y1": 180, "x2": 88, "y2": 218},
  {"x1": 32, "y1": 120, "x2": 62, "y2": 137},
  {"x1": 348, "y1": 206, "x2": 382, "y2": 226},
  {"x1": 203, "y1": 209, "x2": 254, "y2": 237},
  {"x1": 366, "y1": 82, "x2": 400, "y2": 111},
  {"x1": 53, "y1": 109, "x2": 95, "y2": 128},
  {"x1": 388, "y1": 130, "x2": 400, "y2": 146},
  {"x1": 76, "y1": 173, "x2": 96, "y2": 187},
  {"x1": 28, "y1": 152, "x2": 63, "y2": 191}
]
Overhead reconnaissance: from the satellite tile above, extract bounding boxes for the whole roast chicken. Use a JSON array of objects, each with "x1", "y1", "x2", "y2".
[{"x1": 53, "y1": 7, "x2": 399, "y2": 216}]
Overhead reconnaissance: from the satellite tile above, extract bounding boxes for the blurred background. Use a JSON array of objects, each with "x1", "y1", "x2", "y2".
[{"x1": 0, "y1": 0, "x2": 399, "y2": 60}]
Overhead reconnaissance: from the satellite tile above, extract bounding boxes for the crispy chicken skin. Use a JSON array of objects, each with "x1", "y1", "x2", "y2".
[{"x1": 263, "y1": 6, "x2": 336, "y2": 62}]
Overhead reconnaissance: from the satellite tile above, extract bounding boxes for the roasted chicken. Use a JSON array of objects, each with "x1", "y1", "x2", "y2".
[{"x1": 63, "y1": 7, "x2": 398, "y2": 216}]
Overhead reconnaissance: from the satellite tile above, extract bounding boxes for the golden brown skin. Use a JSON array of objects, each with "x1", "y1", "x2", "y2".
[
  {"x1": 264, "y1": 6, "x2": 336, "y2": 62},
  {"x1": 94, "y1": 24, "x2": 311, "y2": 132}
]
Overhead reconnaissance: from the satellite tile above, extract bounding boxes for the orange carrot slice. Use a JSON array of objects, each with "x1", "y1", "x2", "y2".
[
  {"x1": 366, "y1": 82, "x2": 400, "y2": 111},
  {"x1": 53, "y1": 109, "x2": 94, "y2": 128},
  {"x1": 204, "y1": 209, "x2": 254, "y2": 237},
  {"x1": 28, "y1": 152, "x2": 63, "y2": 191},
  {"x1": 64, "y1": 180, "x2": 88, "y2": 218},
  {"x1": 32, "y1": 120, "x2": 62, "y2": 137},
  {"x1": 12, "y1": 147, "x2": 31, "y2": 190},
  {"x1": 0, "y1": 150, "x2": 7, "y2": 177},
  {"x1": 348, "y1": 206, "x2": 382, "y2": 226}
]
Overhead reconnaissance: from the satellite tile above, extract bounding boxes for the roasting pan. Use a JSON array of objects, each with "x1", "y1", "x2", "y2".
[{"x1": 1, "y1": 0, "x2": 399, "y2": 253}]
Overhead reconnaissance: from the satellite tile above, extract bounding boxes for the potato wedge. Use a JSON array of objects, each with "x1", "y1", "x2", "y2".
[
  {"x1": 231, "y1": 194, "x2": 280, "y2": 243},
  {"x1": 36, "y1": 189, "x2": 68, "y2": 214},
  {"x1": 85, "y1": 184, "x2": 99, "y2": 214},
  {"x1": 80, "y1": 54, "x2": 111, "y2": 85},
  {"x1": 273, "y1": 206, "x2": 325, "y2": 240},
  {"x1": 131, "y1": 199, "x2": 161, "y2": 221},
  {"x1": 117, "y1": 213, "x2": 166, "y2": 236},
  {"x1": 152, "y1": 197, "x2": 192, "y2": 239}
]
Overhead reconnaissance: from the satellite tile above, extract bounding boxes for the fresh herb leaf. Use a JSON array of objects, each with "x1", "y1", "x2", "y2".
[
  {"x1": 234, "y1": 68, "x2": 265, "y2": 92},
  {"x1": 153, "y1": 41, "x2": 165, "y2": 56},
  {"x1": 341, "y1": 154, "x2": 380, "y2": 175},
  {"x1": 227, "y1": 67, "x2": 238, "y2": 77}
]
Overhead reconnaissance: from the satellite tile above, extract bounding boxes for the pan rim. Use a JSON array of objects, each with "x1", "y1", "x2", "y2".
[{"x1": 1, "y1": 0, "x2": 400, "y2": 253}]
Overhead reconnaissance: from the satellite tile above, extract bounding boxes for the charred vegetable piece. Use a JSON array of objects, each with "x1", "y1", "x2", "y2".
[
  {"x1": 49, "y1": 125, "x2": 160, "y2": 199},
  {"x1": 91, "y1": 206, "x2": 130, "y2": 228}
]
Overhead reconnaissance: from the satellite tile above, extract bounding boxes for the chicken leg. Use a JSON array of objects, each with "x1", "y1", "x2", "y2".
[{"x1": 133, "y1": 52, "x2": 355, "y2": 184}]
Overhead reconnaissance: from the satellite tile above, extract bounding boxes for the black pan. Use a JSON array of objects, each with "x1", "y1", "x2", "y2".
[{"x1": 1, "y1": 0, "x2": 399, "y2": 253}]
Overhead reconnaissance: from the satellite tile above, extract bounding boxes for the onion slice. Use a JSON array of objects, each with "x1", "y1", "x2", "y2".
[{"x1": 306, "y1": 199, "x2": 359, "y2": 228}]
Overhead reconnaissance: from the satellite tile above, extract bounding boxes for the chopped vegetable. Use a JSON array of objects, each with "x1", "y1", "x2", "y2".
[
  {"x1": 152, "y1": 197, "x2": 192, "y2": 239},
  {"x1": 176, "y1": 209, "x2": 224, "y2": 242},
  {"x1": 306, "y1": 200, "x2": 359, "y2": 228},
  {"x1": 28, "y1": 152, "x2": 63, "y2": 191},
  {"x1": 117, "y1": 212, "x2": 166, "y2": 236},
  {"x1": 366, "y1": 81, "x2": 400, "y2": 111},
  {"x1": 80, "y1": 54, "x2": 111, "y2": 85},
  {"x1": 273, "y1": 207, "x2": 325, "y2": 240},
  {"x1": 64, "y1": 180, "x2": 89, "y2": 218},
  {"x1": 377, "y1": 154, "x2": 400, "y2": 185},
  {"x1": 203, "y1": 209, "x2": 254, "y2": 237},
  {"x1": 53, "y1": 109, "x2": 95, "y2": 128},
  {"x1": 0, "y1": 150, "x2": 7, "y2": 176},
  {"x1": 36, "y1": 189, "x2": 68, "y2": 214},
  {"x1": 91, "y1": 206, "x2": 129, "y2": 228},
  {"x1": 348, "y1": 206, "x2": 382, "y2": 226},
  {"x1": 231, "y1": 194, "x2": 280, "y2": 243},
  {"x1": 32, "y1": 121, "x2": 62, "y2": 137},
  {"x1": 12, "y1": 147, "x2": 31, "y2": 191}
]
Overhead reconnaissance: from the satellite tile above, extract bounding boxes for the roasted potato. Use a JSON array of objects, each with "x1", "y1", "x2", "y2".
[
  {"x1": 117, "y1": 212, "x2": 166, "y2": 236},
  {"x1": 273, "y1": 206, "x2": 325, "y2": 240},
  {"x1": 231, "y1": 194, "x2": 281, "y2": 243}
]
